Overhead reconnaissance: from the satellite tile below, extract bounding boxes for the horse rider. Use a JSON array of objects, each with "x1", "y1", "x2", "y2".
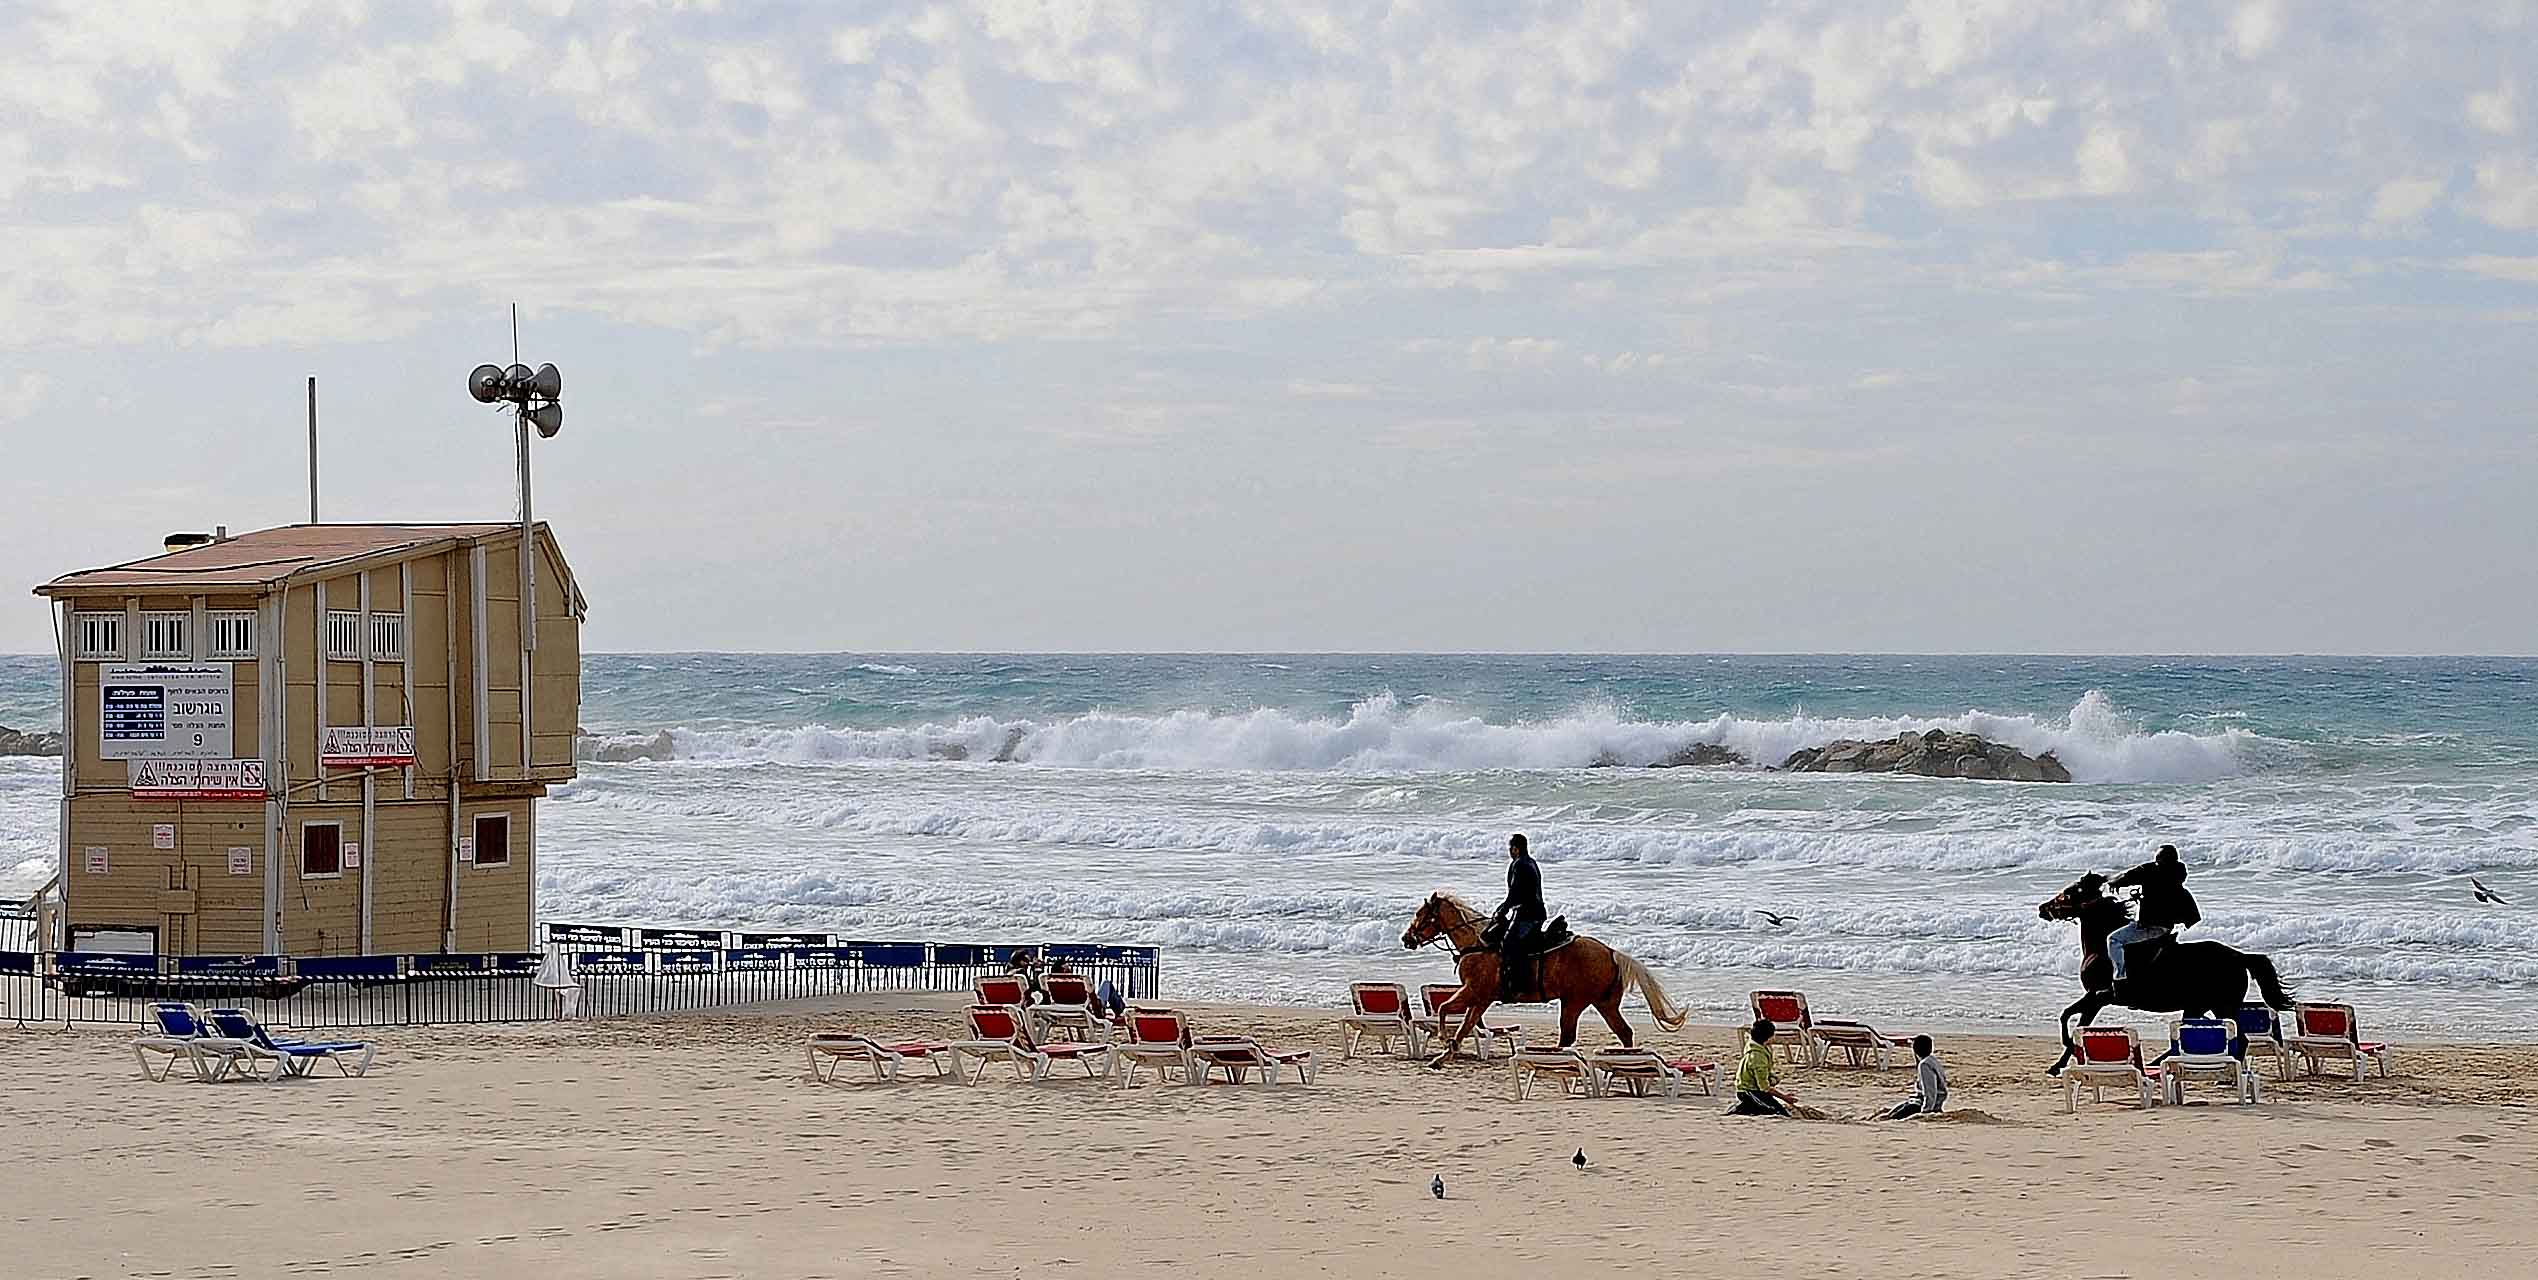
[
  {"x1": 1492, "y1": 833, "x2": 1548, "y2": 997},
  {"x1": 2105, "y1": 843, "x2": 2200, "y2": 992}
]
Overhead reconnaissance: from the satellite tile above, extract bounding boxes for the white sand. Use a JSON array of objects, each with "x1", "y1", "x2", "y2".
[{"x1": 7, "y1": 996, "x2": 2535, "y2": 1278}]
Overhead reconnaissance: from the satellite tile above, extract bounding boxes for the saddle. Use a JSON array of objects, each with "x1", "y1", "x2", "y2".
[
  {"x1": 1480, "y1": 916, "x2": 1574, "y2": 1002},
  {"x1": 1479, "y1": 915, "x2": 1574, "y2": 956}
]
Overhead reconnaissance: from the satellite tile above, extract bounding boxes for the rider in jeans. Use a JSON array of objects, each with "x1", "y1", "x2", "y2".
[
  {"x1": 2106, "y1": 844, "x2": 2200, "y2": 990},
  {"x1": 1491, "y1": 833, "x2": 1547, "y2": 998}
]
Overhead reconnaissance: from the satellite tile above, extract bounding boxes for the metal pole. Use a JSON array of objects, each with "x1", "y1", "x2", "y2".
[{"x1": 307, "y1": 377, "x2": 318, "y2": 523}]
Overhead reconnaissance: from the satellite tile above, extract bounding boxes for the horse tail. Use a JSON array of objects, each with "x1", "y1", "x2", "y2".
[
  {"x1": 2244, "y1": 951, "x2": 2295, "y2": 1010},
  {"x1": 1612, "y1": 949, "x2": 1690, "y2": 1030}
]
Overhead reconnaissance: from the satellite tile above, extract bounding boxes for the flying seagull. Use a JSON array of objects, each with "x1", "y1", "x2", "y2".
[
  {"x1": 2473, "y1": 877, "x2": 2507, "y2": 905},
  {"x1": 1754, "y1": 910, "x2": 1796, "y2": 928},
  {"x1": 1573, "y1": 1148, "x2": 1588, "y2": 1170},
  {"x1": 1430, "y1": 1175, "x2": 1445, "y2": 1200}
]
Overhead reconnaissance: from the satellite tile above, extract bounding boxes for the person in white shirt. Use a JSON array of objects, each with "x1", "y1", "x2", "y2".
[{"x1": 1878, "y1": 1035, "x2": 1950, "y2": 1119}]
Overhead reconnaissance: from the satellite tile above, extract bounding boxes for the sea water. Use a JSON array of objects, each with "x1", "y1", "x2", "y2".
[{"x1": 4, "y1": 654, "x2": 2532, "y2": 1038}]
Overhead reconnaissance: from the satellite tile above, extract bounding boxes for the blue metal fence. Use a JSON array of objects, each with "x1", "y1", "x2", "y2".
[{"x1": 0, "y1": 920, "x2": 1160, "y2": 1031}]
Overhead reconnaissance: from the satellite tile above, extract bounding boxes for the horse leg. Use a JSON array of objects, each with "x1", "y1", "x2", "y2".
[
  {"x1": 2049, "y1": 990, "x2": 2109, "y2": 1076},
  {"x1": 1426, "y1": 999, "x2": 1485, "y2": 1069},
  {"x1": 1594, "y1": 994, "x2": 1634, "y2": 1048}
]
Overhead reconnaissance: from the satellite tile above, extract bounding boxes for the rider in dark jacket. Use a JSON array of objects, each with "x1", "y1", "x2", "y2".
[
  {"x1": 2106, "y1": 844, "x2": 2199, "y2": 986},
  {"x1": 1493, "y1": 833, "x2": 1548, "y2": 997}
]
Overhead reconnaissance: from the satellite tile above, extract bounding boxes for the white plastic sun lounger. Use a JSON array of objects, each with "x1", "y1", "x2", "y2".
[
  {"x1": 132, "y1": 1002, "x2": 246, "y2": 1083},
  {"x1": 1186, "y1": 1034, "x2": 1315, "y2": 1085},
  {"x1": 2064, "y1": 1026, "x2": 2157, "y2": 1111},
  {"x1": 806, "y1": 1032, "x2": 954, "y2": 1084},
  {"x1": 1589, "y1": 1047, "x2": 1720, "y2": 1098},
  {"x1": 1342, "y1": 982, "x2": 1424, "y2": 1059},
  {"x1": 203, "y1": 1008, "x2": 376, "y2": 1082},
  {"x1": 1512, "y1": 1047, "x2": 1600, "y2": 1100}
]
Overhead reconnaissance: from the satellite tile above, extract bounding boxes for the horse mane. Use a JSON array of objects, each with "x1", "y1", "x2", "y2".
[{"x1": 1430, "y1": 890, "x2": 1481, "y2": 915}]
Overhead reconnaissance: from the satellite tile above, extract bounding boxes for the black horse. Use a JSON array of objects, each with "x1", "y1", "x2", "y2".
[{"x1": 2037, "y1": 872, "x2": 2294, "y2": 1075}]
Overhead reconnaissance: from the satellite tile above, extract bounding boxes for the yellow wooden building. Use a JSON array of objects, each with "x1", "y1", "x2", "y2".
[{"x1": 32, "y1": 523, "x2": 584, "y2": 956}]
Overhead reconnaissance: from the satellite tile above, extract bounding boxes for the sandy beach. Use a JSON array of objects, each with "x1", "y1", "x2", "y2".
[{"x1": 8, "y1": 996, "x2": 2534, "y2": 1279}]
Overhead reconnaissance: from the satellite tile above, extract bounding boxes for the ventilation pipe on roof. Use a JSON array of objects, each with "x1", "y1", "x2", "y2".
[{"x1": 214, "y1": 525, "x2": 230, "y2": 542}]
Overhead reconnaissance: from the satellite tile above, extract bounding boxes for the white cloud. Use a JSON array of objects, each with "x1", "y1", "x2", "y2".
[
  {"x1": 2468, "y1": 84, "x2": 2519, "y2": 136},
  {"x1": 2466, "y1": 155, "x2": 2538, "y2": 230},
  {"x1": 2454, "y1": 255, "x2": 2538, "y2": 284},
  {"x1": 2230, "y1": 1, "x2": 2284, "y2": 59},
  {"x1": 2076, "y1": 127, "x2": 2134, "y2": 194},
  {"x1": 2368, "y1": 176, "x2": 2446, "y2": 226}
]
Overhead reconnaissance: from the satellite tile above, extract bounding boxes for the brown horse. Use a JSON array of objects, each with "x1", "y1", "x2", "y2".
[{"x1": 1401, "y1": 891, "x2": 1689, "y2": 1065}]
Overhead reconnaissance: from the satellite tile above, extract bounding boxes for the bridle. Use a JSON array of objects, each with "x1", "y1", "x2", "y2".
[{"x1": 1411, "y1": 897, "x2": 1494, "y2": 958}]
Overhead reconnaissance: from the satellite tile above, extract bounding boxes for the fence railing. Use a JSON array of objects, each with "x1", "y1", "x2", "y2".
[{"x1": 0, "y1": 922, "x2": 1160, "y2": 1031}]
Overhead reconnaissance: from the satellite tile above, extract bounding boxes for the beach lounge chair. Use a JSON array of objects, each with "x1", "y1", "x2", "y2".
[
  {"x1": 1512, "y1": 1047, "x2": 1599, "y2": 1100},
  {"x1": 973, "y1": 975, "x2": 1031, "y2": 1008},
  {"x1": 1342, "y1": 982, "x2": 1424, "y2": 1059},
  {"x1": 1033, "y1": 973, "x2": 1099, "y2": 1044},
  {"x1": 1805, "y1": 1018, "x2": 1914, "y2": 1070},
  {"x1": 1186, "y1": 1034, "x2": 1316, "y2": 1085},
  {"x1": 2064, "y1": 1026, "x2": 2157, "y2": 1111},
  {"x1": 1113, "y1": 1007, "x2": 1195, "y2": 1088},
  {"x1": 2232, "y1": 1004, "x2": 2294, "y2": 1082},
  {"x1": 2162, "y1": 1018, "x2": 2259, "y2": 1105},
  {"x1": 2287, "y1": 1003, "x2": 2392, "y2": 1082},
  {"x1": 132, "y1": 1002, "x2": 244, "y2": 1082},
  {"x1": 202, "y1": 1008, "x2": 376, "y2": 1082},
  {"x1": 806, "y1": 1032, "x2": 954, "y2": 1084},
  {"x1": 1589, "y1": 1047, "x2": 1719, "y2": 1098},
  {"x1": 1420, "y1": 983, "x2": 1521, "y2": 1059},
  {"x1": 950, "y1": 1005, "x2": 1112, "y2": 1084},
  {"x1": 1749, "y1": 990, "x2": 1813, "y2": 1064}
]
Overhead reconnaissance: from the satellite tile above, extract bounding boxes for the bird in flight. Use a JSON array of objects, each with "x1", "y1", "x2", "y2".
[
  {"x1": 2472, "y1": 877, "x2": 2507, "y2": 905},
  {"x1": 1430, "y1": 1175, "x2": 1446, "y2": 1199},
  {"x1": 1573, "y1": 1148, "x2": 1588, "y2": 1170},
  {"x1": 1754, "y1": 910, "x2": 1796, "y2": 928}
]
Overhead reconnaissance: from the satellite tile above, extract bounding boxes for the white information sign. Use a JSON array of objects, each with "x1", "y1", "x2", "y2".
[
  {"x1": 457, "y1": 835, "x2": 475, "y2": 862},
  {"x1": 343, "y1": 842, "x2": 362, "y2": 870},
  {"x1": 84, "y1": 846, "x2": 108, "y2": 874},
  {"x1": 99, "y1": 665, "x2": 233, "y2": 760},
  {"x1": 227, "y1": 847, "x2": 253, "y2": 875},
  {"x1": 130, "y1": 758, "x2": 267, "y2": 799},
  {"x1": 151, "y1": 824, "x2": 176, "y2": 849},
  {"x1": 321, "y1": 725, "x2": 417, "y2": 767}
]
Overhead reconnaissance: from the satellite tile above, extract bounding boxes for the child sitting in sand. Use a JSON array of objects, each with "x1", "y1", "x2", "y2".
[
  {"x1": 1729, "y1": 1018, "x2": 1803, "y2": 1117},
  {"x1": 1877, "y1": 1035, "x2": 1949, "y2": 1120}
]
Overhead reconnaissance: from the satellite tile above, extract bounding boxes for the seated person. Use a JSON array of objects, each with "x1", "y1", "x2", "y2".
[
  {"x1": 1728, "y1": 1018, "x2": 1802, "y2": 1117},
  {"x1": 1877, "y1": 1035, "x2": 1949, "y2": 1120}
]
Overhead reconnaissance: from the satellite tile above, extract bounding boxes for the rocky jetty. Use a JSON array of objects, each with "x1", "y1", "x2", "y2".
[
  {"x1": 1588, "y1": 742, "x2": 1750, "y2": 768},
  {"x1": 1778, "y1": 730, "x2": 2070, "y2": 782},
  {"x1": 0, "y1": 725, "x2": 64, "y2": 757}
]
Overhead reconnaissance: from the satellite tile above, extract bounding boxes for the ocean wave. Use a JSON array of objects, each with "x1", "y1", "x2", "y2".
[
  {"x1": 549, "y1": 775, "x2": 2538, "y2": 875},
  {"x1": 574, "y1": 689, "x2": 2264, "y2": 784},
  {"x1": 854, "y1": 662, "x2": 920, "y2": 676}
]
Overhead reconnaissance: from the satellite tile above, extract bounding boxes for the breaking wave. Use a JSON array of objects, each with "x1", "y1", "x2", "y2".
[{"x1": 575, "y1": 690, "x2": 2264, "y2": 784}]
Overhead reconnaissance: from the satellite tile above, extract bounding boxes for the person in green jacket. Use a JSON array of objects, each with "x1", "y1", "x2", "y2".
[{"x1": 1729, "y1": 1018, "x2": 1802, "y2": 1116}]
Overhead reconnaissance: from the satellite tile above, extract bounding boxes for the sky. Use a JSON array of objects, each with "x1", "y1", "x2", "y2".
[{"x1": 1, "y1": 0, "x2": 2534, "y2": 655}]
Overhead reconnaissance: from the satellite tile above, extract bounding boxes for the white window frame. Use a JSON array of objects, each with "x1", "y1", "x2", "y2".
[
  {"x1": 471, "y1": 812, "x2": 511, "y2": 868},
  {"x1": 324, "y1": 610, "x2": 364, "y2": 661},
  {"x1": 141, "y1": 610, "x2": 192, "y2": 661},
  {"x1": 207, "y1": 610, "x2": 257, "y2": 660},
  {"x1": 300, "y1": 821, "x2": 344, "y2": 880},
  {"x1": 368, "y1": 612, "x2": 406, "y2": 661},
  {"x1": 74, "y1": 611, "x2": 124, "y2": 660}
]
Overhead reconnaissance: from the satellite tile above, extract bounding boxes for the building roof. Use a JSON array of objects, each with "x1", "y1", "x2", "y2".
[{"x1": 35, "y1": 523, "x2": 576, "y2": 604}]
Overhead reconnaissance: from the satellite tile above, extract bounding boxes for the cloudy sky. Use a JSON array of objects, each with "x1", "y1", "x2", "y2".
[{"x1": 2, "y1": 1, "x2": 2534, "y2": 654}]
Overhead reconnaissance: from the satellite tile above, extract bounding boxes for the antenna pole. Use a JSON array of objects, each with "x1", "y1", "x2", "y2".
[{"x1": 306, "y1": 376, "x2": 318, "y2": 524}]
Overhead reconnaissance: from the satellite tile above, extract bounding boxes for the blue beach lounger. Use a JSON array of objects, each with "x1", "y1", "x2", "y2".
[
  {"x1": 132, "y1": 1001, "x2": 249, "y2": 1082},
  {"x1": 203, "y1": 1008, "x2": 377, "y2": 1081}
]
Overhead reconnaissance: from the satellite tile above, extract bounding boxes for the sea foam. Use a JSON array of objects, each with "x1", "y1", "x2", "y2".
[{"x1": 578, "y1": 689, "x2": 2262, "y2": 784}]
